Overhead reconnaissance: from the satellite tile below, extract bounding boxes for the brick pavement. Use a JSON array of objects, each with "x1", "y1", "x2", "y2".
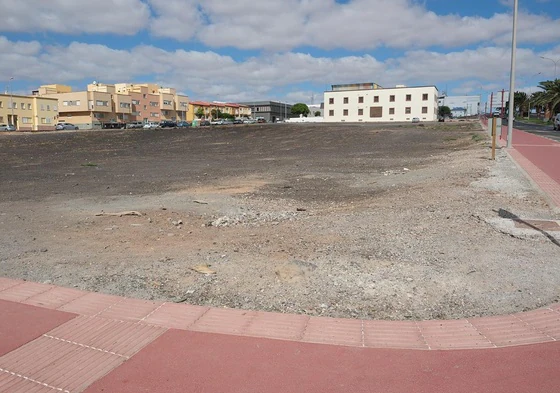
[{"x1": 1, "y1": 277, "x2": 560, "y2": 392}]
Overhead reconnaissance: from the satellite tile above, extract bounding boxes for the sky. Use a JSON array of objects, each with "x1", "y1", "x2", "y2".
[{"x1": 1, "y1": 0, "x2": 559, "y2": 104}]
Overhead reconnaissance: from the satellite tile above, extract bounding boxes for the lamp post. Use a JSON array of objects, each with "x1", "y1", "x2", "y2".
[
  {"x1": 506, "y1": 0, "x2": 518, "y2": 149},
  {"x1": 540, "y1": 56, "x2": 560, "y2": 80},
  {"x1": 9, "y1": 77, "x2": 14, "y2": 128}
]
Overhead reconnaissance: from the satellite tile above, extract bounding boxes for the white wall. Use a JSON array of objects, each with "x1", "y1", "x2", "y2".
[{"x1": 323, "y1": 86, "x2": 438, "y2": 123}]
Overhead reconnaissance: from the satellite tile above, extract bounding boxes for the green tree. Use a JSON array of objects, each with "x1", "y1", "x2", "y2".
[
  {"x1": 291, "y1": 103, "x2": 310, "y2": 117},
  {"x1": 438, "y1": 106, "x2": 451, "y2": 117},
  {"x1": 314, "y1": 111, "x2": 321, "y2": 117},
  {"x1": 195, "y1": 107, "x2": 205, "y2": 119},
  {"x1": 534, "y1": 79, "x2": 560, "y2": 119},
  {"x1": 515, "y1": 91, "x2": 527, "y2": 115}
]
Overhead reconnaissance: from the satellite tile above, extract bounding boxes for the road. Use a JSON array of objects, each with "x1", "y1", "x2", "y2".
[{"x1": 502, "y1": 119, "x2": 560, "y2": 142}]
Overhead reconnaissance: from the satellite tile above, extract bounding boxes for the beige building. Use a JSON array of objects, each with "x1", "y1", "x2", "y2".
[
  {"x1": 324, "y1": 83, "x2": 439, "y2": 123},
  {"x1": 38, "y1": 82, "x2": 191, "y2": 128},
  {"x1": 0, "y1": 93, "x2": 58, "y2": 131}
]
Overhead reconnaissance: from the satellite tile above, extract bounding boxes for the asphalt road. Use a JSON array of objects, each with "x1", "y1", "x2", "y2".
[{"x1": 503, "y1": 119, "x2": 560, "y2": 142}]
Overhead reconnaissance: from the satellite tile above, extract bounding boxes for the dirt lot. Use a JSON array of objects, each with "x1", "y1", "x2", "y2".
[{"x1": 1, "y1": 122, "x2": 559, "y2": 320}]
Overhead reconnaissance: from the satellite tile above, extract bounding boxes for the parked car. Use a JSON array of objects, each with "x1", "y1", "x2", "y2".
[
  {"x1": 243, "y1": 118, "x2": 257, "y2": 124},
  {"x1": 143, "y1": 122, "x2": 159, "y2": 129},
  {"x1": 257, "y1": 118, "x2": 266, "y2": 123},
  {"x1": 126, "y1": 121, "x2": 143, "y2": 129},
  {"x1": 56, "y1": 123, "x2": 79, "y2": 130},
  {"x1": 411, "y1": 117, "x2": 420, "y2": 123},
  {"x1": 159, "y1": 120, "x2": 177, "y2": 128},
  {"x1": 199, "y1": 120, "x2": 211, "y2": 126},
  {"x1": 176, "y1": 121, "x2": 191, "y2": 128},
  {"x1": 0, "y1": 124, "x2": 16, "y2": 131},
  {"x1": 553, "y1": 114, "x2": 560, "y2": 131},
  {"x1": 233, "y1": 119, "x2": 243, "y2": 124}
]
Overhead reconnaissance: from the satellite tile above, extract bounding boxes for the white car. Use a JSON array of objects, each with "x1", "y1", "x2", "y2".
[
  {"x1": 56, "y1": 123, "x2": 79, "y2": 130},
  {"x1": 143, "y1": 122, "x2": 159, "y2": 129},
  {"x1": 0, "y1": 124, "x2": 16, "y2": 131},
  {"x1": 553, "y1": 114, "x2": 560, "y2": 131}
]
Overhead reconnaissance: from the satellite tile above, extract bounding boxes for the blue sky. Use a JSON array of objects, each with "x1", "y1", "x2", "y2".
[{"x1": 1, "y1": 0, "x2": 559, "y2": 104}]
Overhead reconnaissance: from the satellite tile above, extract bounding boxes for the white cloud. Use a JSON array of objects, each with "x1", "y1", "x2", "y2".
[
  {"x1": 1, "y1": 36, "x2": 557, "y2": 103},
  {"x1": 0, "y1": 0, "x2": 150, "y2": 35},
  {"x1": 148, "y1": 0, "x2": 560, "y2": 51}
]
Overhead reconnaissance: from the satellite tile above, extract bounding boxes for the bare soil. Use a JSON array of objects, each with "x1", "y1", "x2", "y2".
[{"x1": 1, "y1": 121, "x2": 559, "y2": 320}]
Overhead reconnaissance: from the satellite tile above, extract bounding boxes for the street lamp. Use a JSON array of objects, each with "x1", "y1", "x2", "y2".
[
  {"x1": 506, "y1": 0, "x2": 518, "y2": 149},
  {"x1": 540, "y1": 56, "x2": 559, "y2": 80}
]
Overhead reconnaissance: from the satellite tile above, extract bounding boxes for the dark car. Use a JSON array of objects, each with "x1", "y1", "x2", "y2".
[
  {"x1": 159, "y1": 120, "x2": 177, "y2": 128},
  {"x1": 176, "y1": 121, "x2": 191, "y2": 128},
  {"x1": 199, "y1": 120, "x2": 211, "y2": 126}
]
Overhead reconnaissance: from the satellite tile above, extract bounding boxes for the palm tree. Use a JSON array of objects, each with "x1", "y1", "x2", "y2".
[{"x1": 534, "y1": 79, "x2": 560, "y2": 119}]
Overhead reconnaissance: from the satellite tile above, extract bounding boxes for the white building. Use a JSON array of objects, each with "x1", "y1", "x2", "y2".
[
  {"x1": 323, "y1": 83, "x2": 438, "y2": 123},
  {"x1": 438, "y1": 95, "x2": 480, "y2": 116}
]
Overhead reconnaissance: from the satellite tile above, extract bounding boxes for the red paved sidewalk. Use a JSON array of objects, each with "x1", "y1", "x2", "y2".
[
  {"x1": 481, "y1": 117, "x2": 560, "y2": 209},
  {"x1": 1, "y1": 277, "x2": 560, "y2": 392}
]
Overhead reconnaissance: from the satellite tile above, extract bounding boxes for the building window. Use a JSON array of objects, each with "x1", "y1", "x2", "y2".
[
  {"x1": 46, "y1": 105, "x2": 50, "y2": 111},
  {"x1": 370, "y1": 107, "x2": 383, "y2": 118},
  {"x1": 120, "y1": 102, "x2": 131, "y2": 108},
  {"x1": 405, "y1": 107, "x2": 411, "y2": 114},
  {"x1": 63, "y1": 100, "x2": 80, "y2": 106},
  {"x1": 0, "y1": 101, "x2": 3, "y2": 108},
  {"x1": 389, "y1": 95, "x2": 395, "y2": 102},
  {"x1": 343, "y1": 97, "x2": 349, "y2": 104},
  {"x1": 329, "y1": 98, "x2": 334, "y2": 105},
  {"x1": 27, "y1": 103, "x2": 32, "y2": 110},
  {"x1": 329, "y1": 110, "x2": 334, "y2": 116},
  {"x1": 358, "y1": 108, "x2": 364, "y2": 116},
  {"x1": 422, "y1": 107, "x2": 428, "y2": 114},
  {"x1": 96, "y1": 100, "x2": 108, "y2": 106},
  {"x1": 143, "y1": 94, "x2": 147, "y2": 98},
  {"x1": 422, "y1": 93, "x2": 428, "y2": 101},
  {"x1": 41, "y1": 118, "x2": 46, "y2": 124},
  {"x1": 41, "y1": 104, "x2": 45, "y2": 110},
  {"x1": 406, "y1": 94, "x2": 411, "y2": 101},
  {"x1": 22, "y1": 117, "x2": 32, "y2": 124},
  {"x1": 132, "y1": 100, "x2": 140, "y2": 105},
  {"x1": 389, "y1": 108, "x2": 395, "y2": 115},
  {"x1": 163, "y1": 100, "x2": 172, "y2": 106},
  {"x1": 358, "y1": 96, "x2": 364, "y2": 103},
  {"x1": 21, "y1": 103, "x2": 25, "y2": 109},
  {"x1": 150, "y1": 101, "x2": 158, "y2": 107},
  {"x1": 374, "y1": 96, "x2": 379, "y2": 103},
  {"x1": 343, "y1": 109, "x2": 348, "y2": 116}
]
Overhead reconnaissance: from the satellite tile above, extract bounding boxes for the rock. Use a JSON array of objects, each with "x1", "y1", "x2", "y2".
[{"x1": 40, "y1": 248, "x2": 48, "y2": 253}]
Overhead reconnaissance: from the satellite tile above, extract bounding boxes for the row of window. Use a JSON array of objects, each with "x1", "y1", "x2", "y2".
[
  {"x1": 329, "y1": 106, "x2": 431, "y2": 117},
  {"x1": 0, "y1": 101, "x2": 56, "y2": 111},
  {"x1": 329, "y1": 93, "x2": 431, "y2": 105}
]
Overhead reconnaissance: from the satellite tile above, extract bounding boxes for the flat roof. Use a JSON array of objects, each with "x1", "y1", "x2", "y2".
[{"x1": 325, "y1": 85, "x2": 438, "y2": 93}]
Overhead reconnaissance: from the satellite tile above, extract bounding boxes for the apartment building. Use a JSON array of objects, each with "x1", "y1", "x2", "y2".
[
  {"x1": 115, "y1": 84, "x2": 190, "y2": 123},
  {"x1": 36, "y1": 82, "x2": 190, "y2": 128},
  {"x1": 323, "y1": 83, "x2": 439, "y2": 123},
  {"x1": 187, "y1": 101, "x2": 251, "y2": 122},
  {"x1": 0, "y1": 93, "x2": 58, "y2": 131}
]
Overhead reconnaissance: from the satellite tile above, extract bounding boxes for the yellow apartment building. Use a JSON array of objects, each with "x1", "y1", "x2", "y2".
[{"x1": 0, "y1": 93, "x2": 59, "y2": 131}]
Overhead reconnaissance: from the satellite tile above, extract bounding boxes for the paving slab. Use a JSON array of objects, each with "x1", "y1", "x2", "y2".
[
  {"x1": 0, "y1": 299, "x2": 76, "y2": 357},
  {"x1": 84, "y1": 329, "x2": 560, "y2": 393}
]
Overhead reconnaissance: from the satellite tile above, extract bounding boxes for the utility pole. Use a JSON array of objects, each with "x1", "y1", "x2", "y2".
[
  {"x1": 501, "y1": 89, "x2": 505, "y2": 118},
  {"x1": 507, "y1": 0, "x2": 518, "y2": 149},
  {"x1": 9, "y1": 77, "x2": 14, "y2": 128}
]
